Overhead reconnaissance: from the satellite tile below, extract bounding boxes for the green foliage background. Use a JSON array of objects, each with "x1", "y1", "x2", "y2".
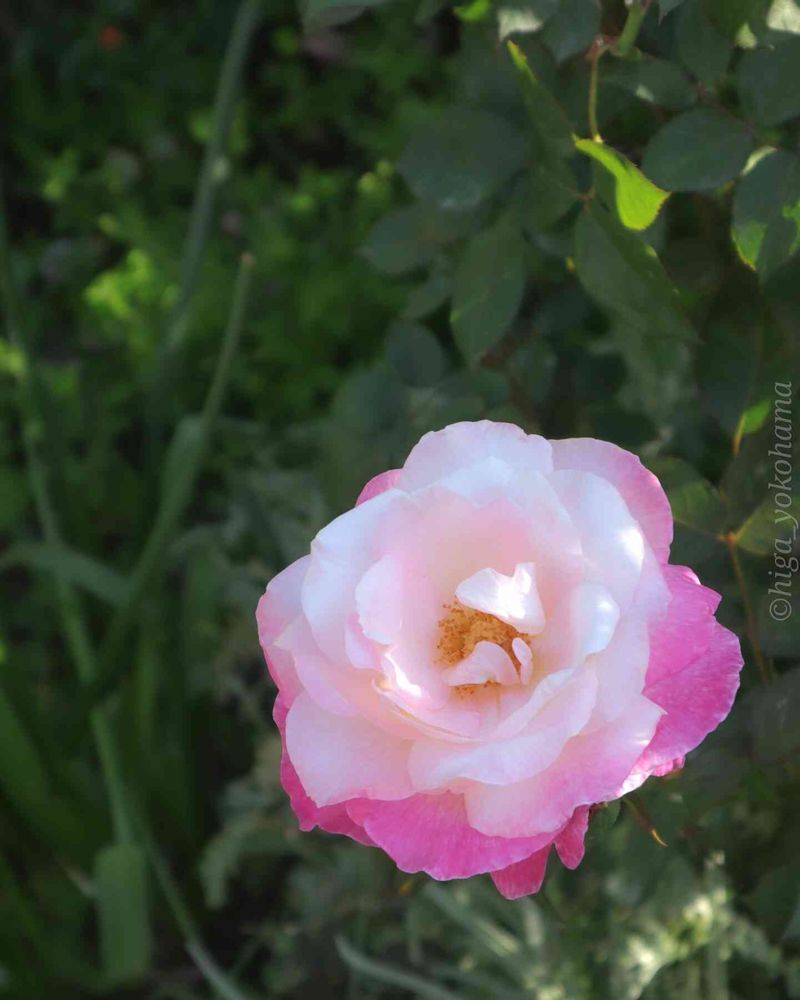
[{"x1": 1, "y1": 0, "x2": 799, "y2": 996}]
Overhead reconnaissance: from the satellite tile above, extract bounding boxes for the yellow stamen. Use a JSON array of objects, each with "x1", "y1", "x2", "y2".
[{"x1": 436, "y1": 602, "x2": 530, "y2": 669}]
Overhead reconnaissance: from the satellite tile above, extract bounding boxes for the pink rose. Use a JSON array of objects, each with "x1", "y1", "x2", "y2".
[{"x1": 256, "y1": 421, "x2": 743, "y2": 899}]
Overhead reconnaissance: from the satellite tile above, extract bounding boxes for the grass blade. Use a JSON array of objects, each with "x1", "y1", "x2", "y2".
[
  {"x1": 95, "y1": 844, "x2": 153, "y2": 986},
  {"x1": 337, "y1": 936, "x2": 464, "y2": 1000},
  {"x1": 85, "y1": 253, "x2": 255, "y2": 709}
]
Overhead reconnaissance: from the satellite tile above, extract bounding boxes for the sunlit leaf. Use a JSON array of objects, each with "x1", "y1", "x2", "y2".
[
  {"x1": 732, "y1": 148, "x2": 800, "y2": 279},
  {"x1": 576, "y1": 138, "x2": 669, "y2": 230}
]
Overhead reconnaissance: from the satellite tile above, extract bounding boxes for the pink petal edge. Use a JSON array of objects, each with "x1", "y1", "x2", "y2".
[{"x1": 356, "y1": 469, "x2": 402, "y2": 505}]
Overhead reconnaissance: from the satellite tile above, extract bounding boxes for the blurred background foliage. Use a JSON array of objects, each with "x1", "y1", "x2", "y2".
[{"x1": 1, "y1": 0, "x2": 800, "y2": 996}]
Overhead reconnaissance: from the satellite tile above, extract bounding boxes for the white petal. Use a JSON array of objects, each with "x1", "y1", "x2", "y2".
[
  {"x1": 512, "y1": 638, "x2": 534, "y2": 684},
  {"x1": 409, "y1": 669, "x2": 598, "y2": 790},
  {"x1": 355, "y1": 554, "x2": 404, "y2": 645},
  {"x1": 550, "y1": 469, "x2": 645, "y2": 611},
  {"x1": 445, "y1": 641, "x2": 519, "y2": 687},
  {"x1": 455, "y1": 562, "x2": 545, "y2": 634},
  {"x1": 286, "y1": 693, "x2": 413, "y2": 807},
  {"x1": 571, "y1": 582, "x2": 620, "y2": 660},
  {"x1": 398, "y1": 421, "x2": 553, "y2": 492}
]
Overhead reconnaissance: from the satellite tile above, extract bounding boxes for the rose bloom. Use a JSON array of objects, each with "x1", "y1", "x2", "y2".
[{"x1": 256, "y1": 422, "x2": 742, "y2": 899}]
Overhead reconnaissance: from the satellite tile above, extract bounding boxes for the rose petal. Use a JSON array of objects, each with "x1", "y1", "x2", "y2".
[
  {"x1": 491, "y1": 847, "x2": 550, "y2": 899},
  {"x1": 346, "y1": 792, "x2": 559, "y2": 880},
  {"x1": 357, "y1": 469, "x2": 403, "y2": 505},
  {"x1": 456, "y1": 562, "x2": 545, "y2": 634},
  {"x1": 399, "y1": 421, "x2": 553, "y2": 492},
  {"x1": 301, "y1": 489, "x2": 406, "y2": 662},
  {"x1": 554, "y1": 805, "x2": 590, "y2": 869},
  {"x1": 286, "y1": 693, "x2": 413, "y2": 807},
  {"x1": 465, "y1": 693, "x2": 662, "y2": 838},
  {"x1": 445, "y1": 641, "x2": 520, "y2": 687},
  {"x1": 274, "y1": 696, "x2": 375, "y2": 846},
  {"x1": 355, "y1": 554, "x2": 405, "y2": 645},
  {"x1": 552, "y1": 437, "x2": 673, "y2": 562},
  {"x1": 550, "y1": 469, "x2": 645, "y2": 611},
  {"x1": 409, "y1": 669, "x2": 598, "y2": 789},
  {"x1": 571, "y1": 581, "x2": 620, "y2": 660},
  {"x1": 634, "y1": 620, "x2": 742, "y2": 779}
]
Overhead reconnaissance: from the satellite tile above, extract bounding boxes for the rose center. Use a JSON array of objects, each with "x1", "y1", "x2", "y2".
[{"x1": 436, "y1": 602, "x2": 529, "y2": 667}]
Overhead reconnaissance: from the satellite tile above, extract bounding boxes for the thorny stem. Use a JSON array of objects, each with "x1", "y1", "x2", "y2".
[{"x1": 625, "y1": 794, "x2": 668, "y2": 848}]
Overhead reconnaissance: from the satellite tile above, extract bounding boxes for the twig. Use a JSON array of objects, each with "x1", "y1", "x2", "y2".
[
  {"x1": 587, "y1": 39, "x2": 605, "y2": 141},
  {"x1": 725, "y1": 533, "x2": 771, "y2": 685},
  {"x1": 615, "y1": 0, "x2": 651, "y2": 58},
  {"x1": 149, "y1": 0, "x2": 263, "y2": 433}
]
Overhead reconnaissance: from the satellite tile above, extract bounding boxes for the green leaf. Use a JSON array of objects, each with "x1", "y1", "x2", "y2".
[
  {"x1": 0, "y1": 466, "x2": 27, "y2": 529},
  {"x1": 301, "y1": 0, "x2": 391, "y2": 31},
  {"x1": 642, "y1": 108, "x2": 754, "y2": 192},
  {"x1": 733, "y1": 149, "x2": 800, "y2": 280},
  {"x1": 738, "y1": 37, "x2": 800, "y2": 126},
  {"x1": 735, "y1": 493, "x2": 799, "y2": 555},
  {"x1": 701, "y1": 0, "x2": 764, "y2": 39},
  {"x1": 751, "y1": 865, "x2": 800, "y2": 942},
  {"x1": 576, "y1": 138, "x2": 669, "y2": 231},
  {"x1": 676, "y1": 0, "x2": 733, "y2": 84},
  {"x1": 612, "y1": 321, "x2": 691, "y2": 422},
  {"x1": 520, "y1": 159, "x2": 580, "y2": 230},
  {"x1": 451, "y1": 214, "x2": 526, "y2": 364},
  {"x1": 763, "y1": 0, "x2": 800, "y2": 34},
  {"x1": 0, "y1": 541, "x2": 128, "y2": 606},
  {"x1": 161, "y1": 414, "x2": 205, "y2": 508},
  {"x1": 541, "y1": 0, "x2": 601, "y2": 62},
  {"x1": 402, "y1": 267, "x2": 452, "y2": 320},
  {"x1": 698, "y1": 277, "x2": 793, "y2": 450},
  {"x1": 95, "y1": 844, "x2": 153, "y2": 985},
  {"x1": 0, "y1": 681, "x2": 50, "y2": 825},
  {"x1": 653, "y1": 460, "x2": 727, "y2": 535},
  {"x1": 497, "y1": 0, "x2": 559, "y2": 39},
  {"x1": 660, "y1": 0, "x2": 689, "y2": 14},
  {"x1": 200, "y1": 813, "x2": 294, "y2": 910},
  {"x1": 361, "y1": 208, "x2": 437, "y2": 275},
  {"x1": 602, "y1": 54, "x2": 697, "y2": 110},
  {"x1": 591, "y1": 799, "x2": 621, "y2": 835},
  {"x1": 398, "y1": 109, "x2": 527, "y2": 213},
  {"x1": 455, "y1": 0, "x2": 492, "y2": 22},
  {"x1": 648, "y1": 457, "x2": 727, "y2": 561},
  {"x1": 733, "y1": 500, "x2": 773, "y2": 555},
  {"x1": 736, "y1": 397, "x2": 772, "y2": 438},
  {"x1": 749, "y1": 668, "x2": 800, "y2": 763},
  {"x1": 507, "y1": 42, "x2": 575, "y2": 160},
  {"x1": 574, "y1": 201, "x2": 694, "y2": 342},
  {"x1": 361, "y1": 205, "x2": 469, "y2": 276},
  {"x1": 385, "y1": 322, "x2": 447, "y2": 387}
]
